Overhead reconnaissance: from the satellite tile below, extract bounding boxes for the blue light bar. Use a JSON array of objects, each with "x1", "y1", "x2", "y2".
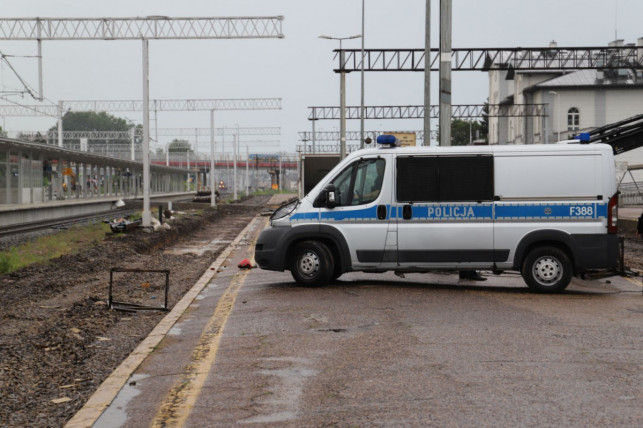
[
  {"x1": 578, "y1": 132, "x2": 591, "y2": 142},
  {"x1": 376, "y1": 134, "x2": 398, "y2": 146}
]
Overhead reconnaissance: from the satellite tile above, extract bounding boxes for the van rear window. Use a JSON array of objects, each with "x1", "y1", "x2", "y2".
[{"x1": 396, "y1": 155, "x2": 494, "y2": 202}]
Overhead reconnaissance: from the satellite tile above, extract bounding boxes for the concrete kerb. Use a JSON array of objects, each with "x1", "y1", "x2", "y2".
[{"x1": 65, "y1": 215, "x2": 263, "y2": 428}]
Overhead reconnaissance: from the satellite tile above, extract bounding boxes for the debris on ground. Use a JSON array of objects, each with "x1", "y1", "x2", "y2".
[
  {"x1": 238, "y1": 259, "x2": 255, "y2": 269},
  {"x1": 0, "y1": 197, "x2": 270, "y2": 428},
  {"x1": 107, "y1": 217, "x2": 142, "y2": 233}
]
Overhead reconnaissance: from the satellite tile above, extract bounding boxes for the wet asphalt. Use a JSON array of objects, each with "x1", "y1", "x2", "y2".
[{"x1": 70, "y1": 213, "x2": 643, "y2": 428}]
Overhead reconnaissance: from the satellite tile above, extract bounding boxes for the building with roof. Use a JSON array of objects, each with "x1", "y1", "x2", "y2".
[{"x1": 488, "y1": 38, "x2": 643, "y2": 147}]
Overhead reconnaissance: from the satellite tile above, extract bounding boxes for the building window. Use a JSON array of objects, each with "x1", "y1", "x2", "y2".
[{"x1": 567, "y1": 107, "x2": 580, "y2": 131}]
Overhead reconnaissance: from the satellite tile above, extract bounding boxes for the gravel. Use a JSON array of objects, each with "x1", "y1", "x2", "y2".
[{"x1": 0, "y1": 197, "x2": 269, "y2": 428}]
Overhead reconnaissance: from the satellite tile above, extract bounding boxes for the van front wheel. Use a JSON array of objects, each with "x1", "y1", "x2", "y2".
[
  {"x1": 522, "y1": 246, "x2": 572, "y2": 293},
  {"x1": 290, "y1": 241, "x2": 334, "y2": 286}
]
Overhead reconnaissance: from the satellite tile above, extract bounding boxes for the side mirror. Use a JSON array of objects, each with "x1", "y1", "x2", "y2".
[
  {"x1": 313, "y1": 184, "x2": 337, "y2": 208},
  {"x1": 325, "y1": 184, "x2": 337, "y2": 209}
]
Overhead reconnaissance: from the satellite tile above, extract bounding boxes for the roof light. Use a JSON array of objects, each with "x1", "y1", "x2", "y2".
[
  {"x1": 578, "y1": 132, "x2": 591, "y2": 143},
  {"x1": 376, "y1": 134, "x2": 398, "y2": 146}
]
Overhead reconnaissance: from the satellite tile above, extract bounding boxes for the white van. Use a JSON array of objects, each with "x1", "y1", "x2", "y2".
[{"x1": 255, "y1": 137, "x2": 620, "y2": 292}]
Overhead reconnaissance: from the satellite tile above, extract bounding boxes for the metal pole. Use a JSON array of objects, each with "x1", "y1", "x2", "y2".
[
  {"x1": 195, "y1": 129, "x2": 199, "y2": 190},
  {"x1": 130, "y1": 127, "x2": 136, "y2": 161},
  {"x1": 233, "y1": 134, "x2": 238, "y2": 200},
  {"x1": 439, "y1": 0, "x2": 452, "y2": 146},
  {"x1": 186, "y1": 148, "x2": 190, "y2": 190},
  {"x1": 210, "y1": 109, "x2": 216, "y2": 207},
  {"x1": 154, "y1": 109, "x2": 159, "y2": 157},
  {"x1": 359, "y1": 0, "x2": 365, "y2": 149},
  {"x1": 340, "y1": 48, "x2": 347, "y2": 159},
  {"x1": 245, "y1": 146, "x2": 249, "y2": 197},
  {"x1": 37, "y1": 39, "x2": 43, "y2": 101},
  {"x1": 312, "y1": 108, "x2": 316, "y2": 154},
  {"x1": 557, "y1": 93, "x2": 561, "y2": 141},
  {"x1": 57, "y1": 101, "x2": 63, "y2": 148},
  {"x1": 423, "y1": 0, "x2": 431, "y2": 146},
  {"x1": 544, "y1": 103, "x2": 549, "y2": 144},
  {"x1": 142, "y1": 39, "x2": 151, "y2": 228}
]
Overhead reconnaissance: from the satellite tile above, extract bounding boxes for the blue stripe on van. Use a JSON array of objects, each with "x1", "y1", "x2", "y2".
[
  {"x1": 294, "y1": 202, "x2": 607, "y2": 223},
  {"x1": 495, "y1": 202, "x2": 605, "y2": 220},
  {"x1": 320, "y1": 205, "x2": 379, "y2": 221},
  {"x1": 290, "y1": 211, "x2": 320, "y2": 221}
]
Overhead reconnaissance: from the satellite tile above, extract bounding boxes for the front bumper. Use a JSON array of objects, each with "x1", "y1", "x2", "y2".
[{"x1": 254, "y1": 226, "x2": 290, "y2": 271}]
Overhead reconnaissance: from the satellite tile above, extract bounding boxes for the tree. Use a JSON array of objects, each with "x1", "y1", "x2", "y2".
[
  {"x1": 479, "y1": 100, "x2": 489, "y2": 142},
  {"x1": 47, "y1": 111, "x2": 137, "y2": 153},
  {"x1": 168, "y1": 139, "x2": 193, "y2": 154},
  {"x1": 437, "y1": 119, "x2": 485, "y2": 146}
]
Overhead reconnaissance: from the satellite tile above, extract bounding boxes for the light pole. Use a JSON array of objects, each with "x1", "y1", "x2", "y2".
[
  {"x1": 360, "y1": 0, "x2": 366, "y2": 149},
  {"x1": 549, "y1": 91, "x2": 560, "y2": 141},
  {"x1": 209, "y1": 109, "x2": 216, "y2": 207},
  {"x1": 319, "y1": 34, "x2": 362, "y2": 159},
  {"x1": 424, "y1": 0, "x2": 431, "y2": 147}
]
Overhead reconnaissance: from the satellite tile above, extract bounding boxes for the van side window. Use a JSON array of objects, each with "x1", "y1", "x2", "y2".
[
  {"x1": 397, "y1": 156, "x2": 438, "y2": 202},
  {"x1": 439, "y1": 156, "x2": 494, "y2": 201},
  {"x1": 331, "y1": 158, "x2": 385, "y2": 206},
  {"x1": 396, "y1": 155, "x2": 493, "y2": 202}
]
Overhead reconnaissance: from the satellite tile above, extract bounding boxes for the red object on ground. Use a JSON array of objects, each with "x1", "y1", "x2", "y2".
[{"x1": 238, "y1": 259, "x2": 253, "y2": 269}]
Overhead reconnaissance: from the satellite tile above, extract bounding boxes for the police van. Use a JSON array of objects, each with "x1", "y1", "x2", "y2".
[{"x1": 255, "y1": 136, "x2": 620, "y2": 293}]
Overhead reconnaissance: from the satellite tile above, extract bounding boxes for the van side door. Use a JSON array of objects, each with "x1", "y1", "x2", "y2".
[
  {"x1": 394, "y1": 155, "x2": 496, "y2": 269},
  {"x1": 318, "y1": 155, "x2": 394, "y2": 269}
]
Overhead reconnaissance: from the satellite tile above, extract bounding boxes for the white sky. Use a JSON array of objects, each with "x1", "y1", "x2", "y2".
[{"x1": 0, "y1": 0, "x2": 641, "y2": 155}]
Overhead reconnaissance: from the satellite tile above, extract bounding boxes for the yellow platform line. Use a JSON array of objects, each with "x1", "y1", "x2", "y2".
[
  {"x1": 624, "y1": 275, "x2": 643, "y2": 289},
  {"x1": 64, "y1": 216, "x2": 263, "y2": 428},
  {"x1": 150, "y1": 219, "x2": 264, "y2": 428}
]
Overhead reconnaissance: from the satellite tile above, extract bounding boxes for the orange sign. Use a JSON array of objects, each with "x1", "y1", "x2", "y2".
[{"x1": 385, "y1": 132, "x2": 416, "y2": 147}]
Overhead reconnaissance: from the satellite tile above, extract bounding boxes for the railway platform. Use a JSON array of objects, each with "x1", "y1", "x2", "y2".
[{"x1": 62, "y1": 195, "x2": 643, "y2": 428}]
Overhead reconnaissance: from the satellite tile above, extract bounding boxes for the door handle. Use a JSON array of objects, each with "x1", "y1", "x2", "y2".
[
  {"x1": 403, "y1": 204, "x2": 412, "y2": 220},
  {"x1": 377, "y1": 205, "x2": 387, "y2": 220}
]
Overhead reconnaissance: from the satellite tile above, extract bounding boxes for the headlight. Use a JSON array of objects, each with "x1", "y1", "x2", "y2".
[{"x1": 271, "y1": 199, "x2": 299, "y2": 221}]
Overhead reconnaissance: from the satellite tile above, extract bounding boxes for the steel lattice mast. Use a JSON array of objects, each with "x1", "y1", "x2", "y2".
[
  {"x1": 308, "y1": 104, "x2": 546, "y2": 120},
  {"x1": 0, "y1": 17, "x2": 284, "y2": 40},
  {"x1": 335, "y1": 46, "x2": 643, "y2": 72},
  {"x1": 0, "y1": 98, "x2": 282, "y2": 116},
  {"x1": 0, "y1": 15, "x2": 284, "y2": 226},
  {"x1": 9, "y1": 127, "x2": 282, "y2": 139}
]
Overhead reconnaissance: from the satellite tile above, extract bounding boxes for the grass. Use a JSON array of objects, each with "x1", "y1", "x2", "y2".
[
  {"x1": 251, "y1": 189, "x2": 295, "y2": 196},
  {"x1": 0, "y1": 222, "x2": 111, "y2": 275}
]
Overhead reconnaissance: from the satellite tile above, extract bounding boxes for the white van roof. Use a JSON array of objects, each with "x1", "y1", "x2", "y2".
[{"x1": 349, "y1": 142, "x2": 613, "y2": 159}]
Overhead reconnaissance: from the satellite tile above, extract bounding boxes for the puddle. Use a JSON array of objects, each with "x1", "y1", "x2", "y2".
[
  {"x1": 93, "y1": 374, "x2": 148, "y2": 428},
  {"x1": 242, "y1": 358, "x2": 316, "y2": 424},
  {"x1": 168, "y1": 325, "x2": 183, "y2": 336}
]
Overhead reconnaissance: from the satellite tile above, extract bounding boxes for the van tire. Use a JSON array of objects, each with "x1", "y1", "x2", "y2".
[
  {"x1": 290, "y1": 241, "x2": 334, "y2": 286},
  {"x1": 522, "y1": 246, "x2": 572, "y2": 293}
]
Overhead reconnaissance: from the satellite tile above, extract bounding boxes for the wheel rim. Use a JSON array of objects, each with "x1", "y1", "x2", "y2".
[
  {"x1": 532, "y1": 255, "x2": 563, "y2": 286},
  {"x1": 298, "y1": 251, "x2": 320, "y2": 278}
]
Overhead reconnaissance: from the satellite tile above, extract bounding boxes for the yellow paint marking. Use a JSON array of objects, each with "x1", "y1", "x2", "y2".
[
  {"x1": 624, "y1": 276, "x2": 643, "y2": 288},
  {"x1": 150, "y1": 221, "x2": 262, "y2": 428},
  {"x1": 64, "y1": 216, "x2": 264, "y2": 428}
]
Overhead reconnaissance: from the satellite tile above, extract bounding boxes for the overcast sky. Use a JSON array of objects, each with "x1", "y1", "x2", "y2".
[{"x1": 1, "y1": 0, "x2": 641, "y2": 154}]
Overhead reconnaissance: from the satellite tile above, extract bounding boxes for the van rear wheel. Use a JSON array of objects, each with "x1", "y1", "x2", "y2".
[
  {"x1": 290, "y1": 241, "x2": 334, "y2": 286},
  {"x1": 522, "y1": 246, "x2": 572, "y2": 293}
]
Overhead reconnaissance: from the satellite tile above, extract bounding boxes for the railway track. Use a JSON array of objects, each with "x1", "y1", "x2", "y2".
[{"x1": 0, "y1": 207, "x2": 137, "y2": 238}]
